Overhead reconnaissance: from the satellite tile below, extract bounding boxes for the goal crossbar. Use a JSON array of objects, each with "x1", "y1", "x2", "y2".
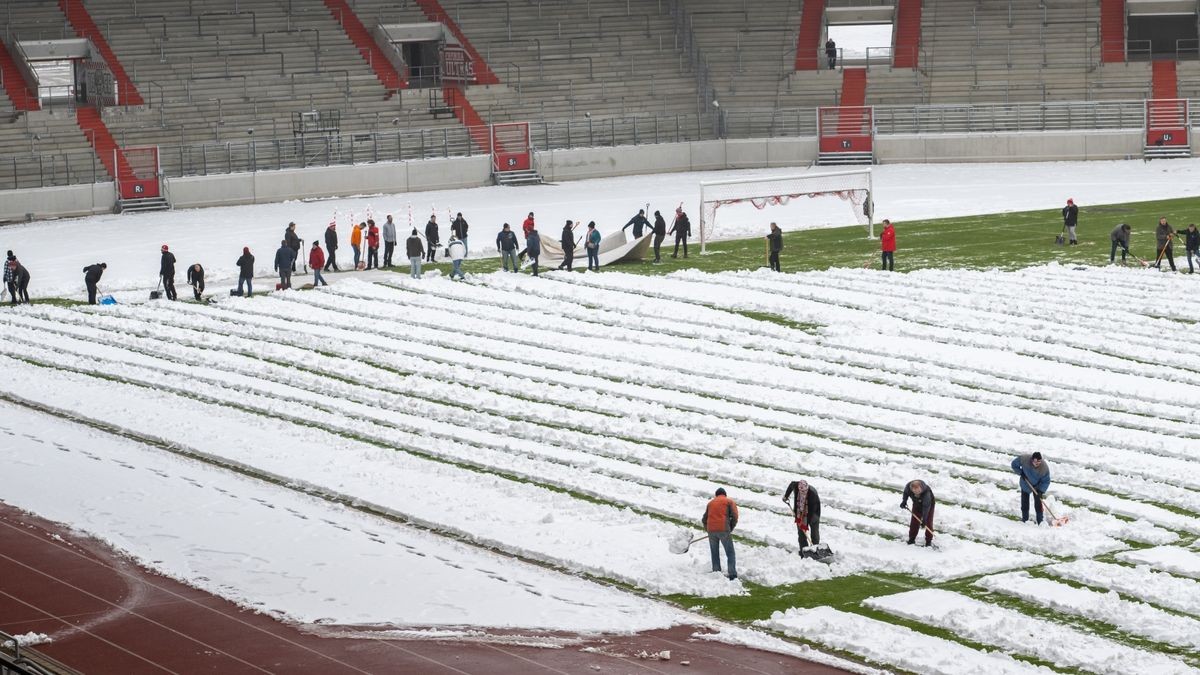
[{"x1": 698, "y1": 169, "x2": 874, "y2": 251}]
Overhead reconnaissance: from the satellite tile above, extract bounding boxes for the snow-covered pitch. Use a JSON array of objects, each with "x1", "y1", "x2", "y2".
[
  {"x1": 3, "y1": 157, "x2": 1200, "y2": 670},
  {"x1": 2, "y1": 261, "x2": 1200, "y2": 671}
]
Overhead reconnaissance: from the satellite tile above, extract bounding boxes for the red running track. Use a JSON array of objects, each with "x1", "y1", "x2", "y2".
[{"x1": 0, "y1": 503, "x2": 851, "y2": 674}]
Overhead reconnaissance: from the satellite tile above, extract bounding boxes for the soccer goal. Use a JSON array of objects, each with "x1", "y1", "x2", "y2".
[{"x1": 697, "y1": 168, "x2": 874, "y2": 252}]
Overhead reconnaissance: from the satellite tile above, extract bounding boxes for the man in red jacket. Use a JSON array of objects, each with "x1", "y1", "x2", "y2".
[
  {"x1": 309, "y1": 241, "x2": 328, "y2": 286},
  {"x1": 880, "y1": 219, "x2": 896, "y2": 271},
  {"x1": 701, "y1": 488, "x2": 739, "y2": 580}
]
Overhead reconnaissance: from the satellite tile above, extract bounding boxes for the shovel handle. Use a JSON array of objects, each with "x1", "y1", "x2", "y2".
[
  {"x1": 1020, "y1": 474, "x2": 1063, "y2": 524},
  {"x1": 905, "y1": 507, "x2": 935, "y2": 536}
]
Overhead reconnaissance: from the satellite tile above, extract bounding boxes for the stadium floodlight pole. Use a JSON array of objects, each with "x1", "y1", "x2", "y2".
[{"x1": 699, "y1": 168, "x2": 875, "y2": 253}]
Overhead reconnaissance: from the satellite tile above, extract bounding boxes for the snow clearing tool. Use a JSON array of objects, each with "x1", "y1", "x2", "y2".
[
  {"x1": 1154, "y1": 234, "x2": 1175, "y2": 268},
  {"x1": 800, "y1": 527, "x2": 834, "y2": 562},
  {"x1": 1055, "y1": 225, "x2": 1066, "y2": 246},
  {"x1": 668, "y1": 530, "x2": 707, "y2": 555},
  {"x1": 1021, "y1": 475, "x2": 1069, "y2": 527},
  {"x1": 790, "y1": 495, "x2": 833, "y2": 561},
  {"x1": 149, "y1": 276, "x2": 163, "y2": 300},
  {"x1": 904, "y1": 507, "x2": 937, "y2": 546}
]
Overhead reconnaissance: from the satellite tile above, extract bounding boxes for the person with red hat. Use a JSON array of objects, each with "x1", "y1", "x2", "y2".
[
  {"x1": 1062, "y1": 198, "x2": 1079, "y2": 245},
  {"x1": 159, "y1": 244, "x2": 178, "y2": 301}
]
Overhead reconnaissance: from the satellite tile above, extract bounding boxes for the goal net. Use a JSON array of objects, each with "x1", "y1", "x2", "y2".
[{"x1": 698, "y1": 169, "x2": 874, "y2": 251}]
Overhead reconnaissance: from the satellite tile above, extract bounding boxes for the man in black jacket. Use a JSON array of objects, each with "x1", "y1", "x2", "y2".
[
  {"x1": 425, "y1": 215, "x2": 440, "y2": 263},
  {"x1": 622, "y1": 209, "x2": 650, "y2": 238},
  {"x1": 83, "y1": 262, "x2": 106, "y2": 305},
  {"x1": 284, "y1": 222, "x2": 303, "y2": 272},
  {"x1": 451, "y1": 212, "x2": 469, "y2": 256},
  {"x1": 783, "y1": 479, "x2": 821, "y2": 551},
  {"x1": 652, "y1": 211, "x2": 666, "y2": 263},
  {"x1": 558, "y1": 220, "x2": 577, "y2": 271},
  {"x1": 766, "y1": 222, "x2": 783, "y2": 272},
  {"x1": 670, "y1": 210, "x2": 691, "y2": 259},
  {"x1": 324, "y1": 223, "x2": 340, "y2": 272},
  {"x1": 187, "y1": 263, "x2": 205, "y2": 301},
  {"x1": 901, "y1": 480, "x2": 935, "y2": 546},
  {"x1": 236, "y1": 247, "x2": 255, "y2": 296},
  {"x1": 406, "y1": 228, "x2": 425, "y2": 278},
  {"x1": 274, "y1": 239, "x2": 296, "y2": 290},
  {"x1": 1185, "y1": 223, "x2": 1199, "y2": 273},
  {"x1": 1062, "y1": 199, "x2": 1078, "y2": 245},
  {"x1": 159, "y1": 245, "x2": 178, "y2": 300}
]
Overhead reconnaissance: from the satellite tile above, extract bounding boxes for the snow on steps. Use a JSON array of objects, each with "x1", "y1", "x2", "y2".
[
  {"x1": 864, "y1": 588, "x2": 1199, "y2": 675},
  {"x1": 757, "y1": 606, "x2": 1053, "y2": 674}
]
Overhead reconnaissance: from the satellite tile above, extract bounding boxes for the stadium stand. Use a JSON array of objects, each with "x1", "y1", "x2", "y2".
[
  {"x1": 424, "y1": 0, "x2": 706, "y2": 145},
  {"x1": 79, "y1": 0, "x2": 466, "y2": 178},
  {"x1": 0, "y1": 0, "x2": 1194, "y2": 196}
]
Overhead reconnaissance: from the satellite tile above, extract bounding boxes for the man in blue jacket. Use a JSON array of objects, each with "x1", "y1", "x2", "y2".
[{"x1": 1011, "y1": 452, "x2": 1051, "y2": 525}]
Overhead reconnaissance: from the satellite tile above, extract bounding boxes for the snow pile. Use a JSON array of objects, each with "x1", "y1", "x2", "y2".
[
  {"x1": 757, "y1": 606, "x2": 1053, "y2": 674},
  {"x1": 1115, "y1": 547, "x2": 1200, "y2": 581},
  {"x1": 976, "y1": 572, "x2": 1200, "y2": 650},
  {"x1": 864, "y1": 589, "x2": 1197, "y2": 674},
  {"x1": 3, "y1": 633, "x2": 52, "y2": 648},
  {"x1": 1046, "y1": 560, "x2": 1200, "y2": 617}
]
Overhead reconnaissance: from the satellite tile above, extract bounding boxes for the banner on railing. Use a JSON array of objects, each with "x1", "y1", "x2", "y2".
[
  {"x1": 118, "y1": 146, "x2": 160, "y2": 200},
  {"x1": 818, "y1": 106, "x2": 873, "y2": 154},
  {"x1": 492, "y1": 122, "x2": 531, "y2": 173},
  {"x1": 441, "y1": 46, "x2": 476, "y2": 83},
  {"x1": 1146, "y1": 99, "x2": 1188, "y2": 149}
]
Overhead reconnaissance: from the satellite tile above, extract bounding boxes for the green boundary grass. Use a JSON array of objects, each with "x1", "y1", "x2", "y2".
[{"x1": 432, "y1": 194, "x2": 1200, "y2": 277}]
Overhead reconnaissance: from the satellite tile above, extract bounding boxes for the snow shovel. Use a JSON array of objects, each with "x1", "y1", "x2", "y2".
[
  {"x1": 149, "y1": 276, "x2": 162, "y2": 300},
  {"x1": 1054, "y1": 225, "x2": 1065, "y2": 246},
  {"x1": 800, "y1": 527, "x2": 833, "y2": 562},
  {"x1": 1021, "y1": 475, "x2": 1069, "y2": 527},
  {"x1": 1154, "y1": 235, "x2": 1175, "y2": 268},
  {"x1": 668, "y1": 530, "x2": 707, "y2": 555}
]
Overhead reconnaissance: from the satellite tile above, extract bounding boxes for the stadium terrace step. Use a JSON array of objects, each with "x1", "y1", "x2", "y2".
[
  {"x1": 75, "y1": 106, "x2": 136, "y2": 184},
  {"x1": 1100, "y1": 0, "x2": 1126, "y2": 63},
  {"x1": 321, "y1": 0, "x2": 406, "y2": 94},
  {"x1": 794, "y1": 0, "x2": 826, "y2": 71},
  {"x1": 817, "y1": 150, "x2": 873, "y2": 166},
  {"x1": 59, "y1": 0, "x2": 143, "y2": 105},
  {"x1": 442, "y1": 84, "x2": 491, "y2": 151},
  {"x1": 1151, "y1": 60, "x2": 1177, "y2": 99},
  {"x1": 115, "y1": 195, "x2": 170, "y2": 213},
  {"x1": 893, "y1": 0, "x2": 922, "y2": 69},
  {"x1": 411, "y1": 0, "x2": 499, "y2": 85},
  {"x1": 1143, "y1": 145, "x2": 1192, "y2": 159},
  {"x1": 0, "y1": 37, "x2": 40, "y2": 112},
  {"x1": 494, "y1": 168, "x2": 544, "y2": 186}
]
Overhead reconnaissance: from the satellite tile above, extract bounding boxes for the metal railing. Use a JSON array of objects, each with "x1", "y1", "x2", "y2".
[
  {"x1": 0, "y1": 97, "x2": 1186, "y2": 191},
  {"x1": 720, "y1": 99, "x2": 1152, "y2": 138}
]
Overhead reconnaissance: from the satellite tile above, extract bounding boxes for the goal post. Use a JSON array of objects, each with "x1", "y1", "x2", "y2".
[{"x1": 698, "y1": 168, "x2": 874, "y2": 252}]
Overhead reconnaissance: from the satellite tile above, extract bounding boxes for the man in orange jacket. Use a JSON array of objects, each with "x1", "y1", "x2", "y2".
[{"x1": 701, "y1": 487, "x2": 739, "y2": 580}]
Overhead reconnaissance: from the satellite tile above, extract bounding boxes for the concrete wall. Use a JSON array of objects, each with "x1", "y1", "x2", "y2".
[
  {"x1": 166, "y1": 155, "x2": 493, "y2": 210},
  {"x1": 0, "y1": 128, "x2": 1178, "y2": 222},
  {"x1": 536, "y1": 141, "x2": 728, "y2": 182},
  {"x1": 0, "y1": 182, "x2": 115, "y2": 222},
  {"x1": 875, "y1": 130, "x2": 1146, "y2": 164}
]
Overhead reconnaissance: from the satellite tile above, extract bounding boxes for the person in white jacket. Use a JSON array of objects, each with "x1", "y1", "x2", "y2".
[{"x1": 448, "y1": 236, "x2": 466, "y2": 280}]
